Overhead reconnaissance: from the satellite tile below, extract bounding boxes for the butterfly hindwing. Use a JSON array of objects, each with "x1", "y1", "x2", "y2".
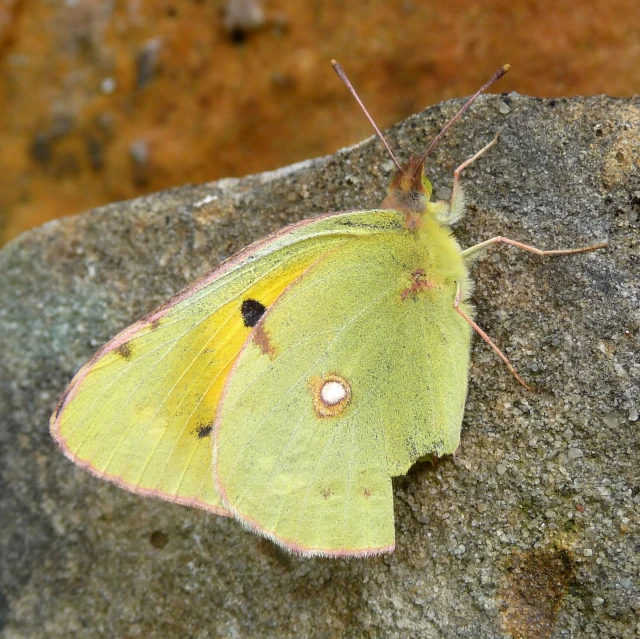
[
  {"x1": 214, "y1": 221, "x2": 471, "y2": 555},
  {"x1": 51, "y1": 210, "x2": 404, "y2": 514}
]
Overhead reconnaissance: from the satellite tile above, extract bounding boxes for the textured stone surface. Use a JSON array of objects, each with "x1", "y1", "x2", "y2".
[{"x1": 0, "y1": 95, "x2": 638, "y2": 638}]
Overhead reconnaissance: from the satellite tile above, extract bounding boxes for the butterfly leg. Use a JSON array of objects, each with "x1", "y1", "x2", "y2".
[
  {"x1": 460, "y1": 236, "x2": 608, "y2": 261},
  {"x1": 450, "y1": 133, "x2": 500, "y2": 221},
  {"x1": 434, "y1": 134, "x2": 500, "y2": 225},
  {"x1": 455, "y1": 238, "x2": 606, "y2": 388},
  {"x1": 453, "y1": 283, "x2": 532, "y2": 391}
]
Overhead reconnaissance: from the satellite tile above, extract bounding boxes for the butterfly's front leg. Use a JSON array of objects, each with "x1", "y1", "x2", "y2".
[{"x1": 431, "y1": 133, "x2": 500, "y2": 226}]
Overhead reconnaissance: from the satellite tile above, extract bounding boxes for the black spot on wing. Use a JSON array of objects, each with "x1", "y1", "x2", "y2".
[
  {"x1": 195, "y1": 424, "x2": 213, "y2": 439},
  {"x1": 115, "y1": 342, "x2": 133, "y2": 360},
  {"x1": 241, "y1": 299, "x2": 267, "y2": 327}
]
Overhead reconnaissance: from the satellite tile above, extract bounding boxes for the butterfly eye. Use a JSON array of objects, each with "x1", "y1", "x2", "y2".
[
  {"x1": 240, "y1": 298, "x2": 267, "y2": 327},
  {"x1": 309, "y1": 374, "x2": 352, "y2": 418}
]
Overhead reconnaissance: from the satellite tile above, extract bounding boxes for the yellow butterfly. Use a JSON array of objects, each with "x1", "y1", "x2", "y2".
[{"x1": 50, "y1": 62, "x2": 606, "y2": 557}]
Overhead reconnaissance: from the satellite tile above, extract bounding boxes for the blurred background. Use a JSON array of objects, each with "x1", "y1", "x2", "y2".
[{"x1": 1, "y1": 0, "x2": 639, "y2": 246}]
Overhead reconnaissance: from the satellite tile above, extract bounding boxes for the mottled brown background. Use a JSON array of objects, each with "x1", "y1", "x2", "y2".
[{"x1": 1, "y1": 0, "x2": 639, "y2": 245}]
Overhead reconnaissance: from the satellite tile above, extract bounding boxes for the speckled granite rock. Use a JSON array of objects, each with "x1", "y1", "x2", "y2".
[{"x1": 0, "y1": 95, "x2": 638, "y2": 639}]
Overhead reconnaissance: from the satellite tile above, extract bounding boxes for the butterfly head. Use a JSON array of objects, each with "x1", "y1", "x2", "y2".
[{"x1": 381, "y1": 156, "x2": 433, "y2": 228}]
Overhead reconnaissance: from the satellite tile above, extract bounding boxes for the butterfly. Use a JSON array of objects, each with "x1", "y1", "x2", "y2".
[{"x1": 50, "y1": 62, "x2": 606, "y2": 557}]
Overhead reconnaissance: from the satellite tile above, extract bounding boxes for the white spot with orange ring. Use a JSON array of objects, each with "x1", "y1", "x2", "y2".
[{"x1": 309, "y1": 374, "x2": 352, "y2": 418}]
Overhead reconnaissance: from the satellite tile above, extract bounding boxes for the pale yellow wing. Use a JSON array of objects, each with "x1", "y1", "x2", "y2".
[{"x1": 51, "y1": 210, "x2": 404, "y2": 514}]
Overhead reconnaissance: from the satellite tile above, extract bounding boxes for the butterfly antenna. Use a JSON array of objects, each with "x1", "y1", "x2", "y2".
[
  {"x1": 331, "y1": 60, "x2": 402, "y2": 171},
  {"x1": 414, "y1": 64, "x2": 511, "y2": 177}
]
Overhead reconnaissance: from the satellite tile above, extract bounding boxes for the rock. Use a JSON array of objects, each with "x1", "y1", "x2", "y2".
[{"x1": 1, "y1": 95, "x2": 638, "y2": 638}]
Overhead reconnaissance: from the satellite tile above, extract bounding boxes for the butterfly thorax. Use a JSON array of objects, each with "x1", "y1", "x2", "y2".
[
  {"x1": 381, "y1": 157, "x2": 434, "y2": 231},
  {"x1": 381, "y1": 157, "x2": 470, "y2": 298}
]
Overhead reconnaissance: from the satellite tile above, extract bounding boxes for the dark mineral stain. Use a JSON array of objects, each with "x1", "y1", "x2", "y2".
[
  {"x1": 0, "y1": 589, "x2": 8, "y2": 632},
  {"x1": 31, "y1": 131, "x2": 51, "y2": 165},
  {"x1": 85, "y1": 135, "x2": 104, "y2": 171},
  {"x1": 241, "y1": 298, "x2": 267, "y2": 327},
  {"x1": 229, "y1": 28, "x2": 248, "y2": 45},
  {"x1": 115, "y1": 342, "x2": 133, "y2": 360},
  {"x1": 149, "y1": 530, "x2": 169, "y2": 549},
  {"x1": 136, "y1": 39, "x2": 160, "y2": 90},
  {"x1": 499, "y1": 548, "x2": 575, "y2": 639},
  {"x1": 195, "y1": 424, "x2": 213, "y2": 439}
]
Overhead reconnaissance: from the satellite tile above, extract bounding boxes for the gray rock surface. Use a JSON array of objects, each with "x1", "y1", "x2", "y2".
[{"x1": 1, "y1": 94, "x2": 638, "y2": 639}]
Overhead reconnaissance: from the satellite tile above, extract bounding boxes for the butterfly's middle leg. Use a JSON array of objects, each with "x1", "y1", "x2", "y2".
[{"x1": 461, "y1": 236, "x2": 608, "y2": 261}]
